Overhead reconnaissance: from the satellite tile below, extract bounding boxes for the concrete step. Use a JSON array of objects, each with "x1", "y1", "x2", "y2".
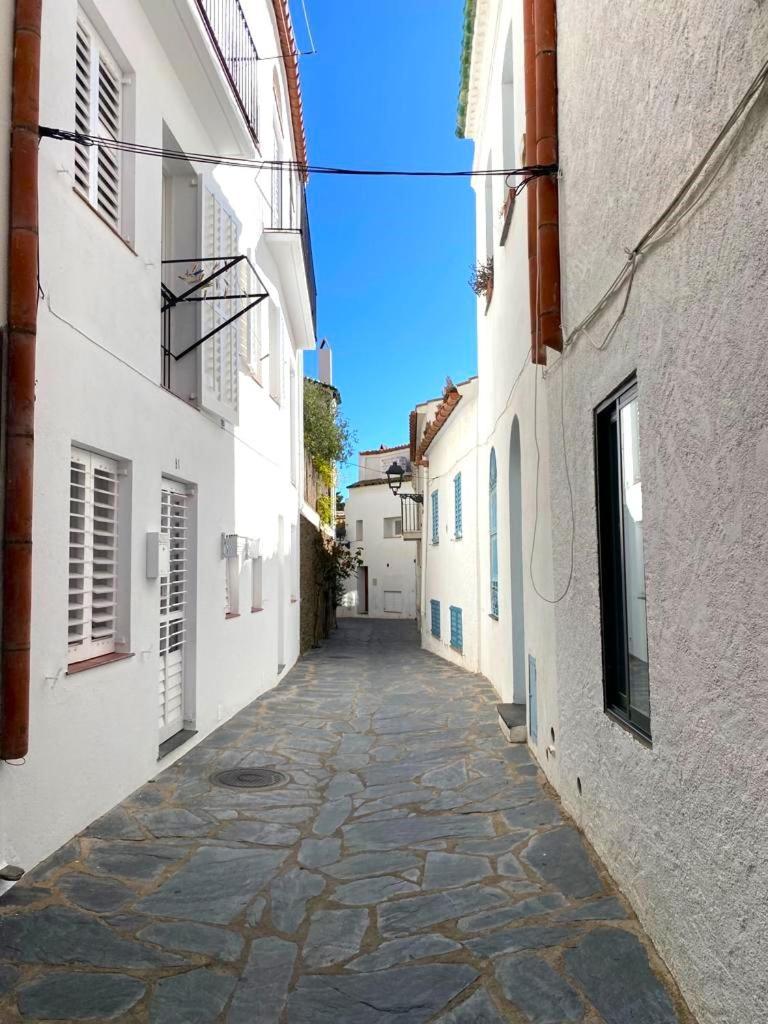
[{"x1": 497, "y1": 703, "x2": 527, "y2": 744}]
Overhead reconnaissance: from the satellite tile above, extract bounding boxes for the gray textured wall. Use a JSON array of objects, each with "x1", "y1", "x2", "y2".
[{"x1": 546, "y1": 4, "x2": 768, "y2": 1022}]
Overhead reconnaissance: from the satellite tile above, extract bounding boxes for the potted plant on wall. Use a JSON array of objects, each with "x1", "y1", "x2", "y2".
[{"x1": 469, "y1": 256, "x2": 494, "y2": 310}]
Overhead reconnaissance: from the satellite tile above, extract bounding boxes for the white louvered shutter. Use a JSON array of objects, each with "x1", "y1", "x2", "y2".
[
  {"x1": 159, "y1": 483, "x2": 190, "y2": 742},
  {"x1": 74, "y1": 14, "x2": 122, "y2": 229},
  {"x1": 69, "y1": 449, "x2": 119, "y2": 665},
  {"x1": 199, "y1": 178, "x2": 241, "y2": 424}
]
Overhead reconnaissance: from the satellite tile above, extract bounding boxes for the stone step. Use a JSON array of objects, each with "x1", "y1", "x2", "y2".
[{"x1": 497, "y1": 703, "x2": 527, "y2": 744}]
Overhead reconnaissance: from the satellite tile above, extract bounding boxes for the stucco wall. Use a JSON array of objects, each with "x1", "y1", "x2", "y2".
[
  {"x1": 545, "y1": 4, "x2": 768, "y2": 1023},
  {"x1": 341, "y1": 482, "x2": 417, "y2": 619},
  {"x1": 420, "y1": 383, "x2": 482, "y2": 671},
  {"x1": 0, "y1": 0, "x2": 308, "y2": 872}
]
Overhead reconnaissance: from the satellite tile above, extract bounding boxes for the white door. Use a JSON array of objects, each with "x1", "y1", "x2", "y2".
[{"x1": 159, "y1": 482, "x2": 191, "y2": 744}]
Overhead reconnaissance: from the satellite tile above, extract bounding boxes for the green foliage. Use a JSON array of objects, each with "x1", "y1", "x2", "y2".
[
  {"x1": 314, "y1": 536, "x2": 362, "y2": 608},
  {"x1": 304, "y1": 380, "x2": 355, "y2": 468},
  {"x1": 316, "y1": 494, "x2": 332, "y2": 526},
  {"x1": 316, "y1": 459, "x2": 334, "y2": 489}
]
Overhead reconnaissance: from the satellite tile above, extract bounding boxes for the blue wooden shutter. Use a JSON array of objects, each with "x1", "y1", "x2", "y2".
[
  {"x1": 450, "y1": 606, "x2": 463, "y2": 651},
  {"x1": 454, "y1": 473, "x2": 463, "y2": 538},
  {"x1": 489, "y1": 449, "x2": 499, "y2": 616},
  {"x1": 431, "y1": 490, "x2": 439, "y2": 544},
  {"x1": 430, "y1": 599, "x2": 441, "y2": 638},
  {"x1": 528, "y1": 654, "x2": 538, "y2": 740}
]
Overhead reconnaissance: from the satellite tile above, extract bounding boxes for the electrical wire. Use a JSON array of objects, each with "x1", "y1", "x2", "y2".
[{"x1": 38, "y1": 126, "x2": 556, "y2": 181}]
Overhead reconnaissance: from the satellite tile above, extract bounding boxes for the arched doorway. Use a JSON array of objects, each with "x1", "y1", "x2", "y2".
[{"x1": 509, "y1": 418, "x2": 526, "y2": 704}]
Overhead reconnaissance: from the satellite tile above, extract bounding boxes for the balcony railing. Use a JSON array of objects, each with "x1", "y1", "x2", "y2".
[
  {"x1": 400, "y1": 496, "x2": 423, "y2": 540},
  {"x1": 194, "y1": 0, "x2": 259, "y2": 143}
]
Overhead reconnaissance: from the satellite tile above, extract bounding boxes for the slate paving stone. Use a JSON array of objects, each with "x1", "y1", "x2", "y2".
[
  {"x1": 323, "y1": 851, "x2": 422, "y2": 880},
  {"x1": 58, "y1": 873, "x2": 135, "y2": 914},
  {"x1": 343, "y1": 814, "x2": 495, "y2": 852},
  {"x1": 136, "y1": 846, "x2": 287, "y2": 923},
  {"x1": 138, "y1": 920, "x2": 243, "y2": 961},
  {"x1": 139, "y1": 808, "x2": 214, "y2": 838},
  {"x1": 332, "y1": 875, "x2": 419, "y2": 905},
  {"x1": 303, "y1": 907, "x2": 369, "y2": 967},
  {"x1": 379, "y1": 885, "x2": 509, "y2": 936},
  {"x1": 25, "y1": 839, "x2": 81, "y2": 882},
  {"x1": 522, "y1": 826, "x2": 604, "y2": 899},
  {"x1": 149, "y1": 968, "x2": 236, "y2": 1024},
  {"x1": 227, "y1": 937, "x2": 297, "y2": 1024},
  {"x1": 271, "y1": 867, "x2": 325, "y2": 932},
  {"x1": 314, "y1": 797, "x2": 352, "y2": 835},
  {"x1": 0, "y1": 965, "x2": 19, "y2": 996},
  {"x1": 83, "y1": 841, "x2": 190, "y2": 880},
  {"x1": 348, "y1": 933, "x2": 461, "y2": 972},
  {"x1": 500, "y1": 800, "x2": 563, "y2": 829},
  {"x1": 436, "y1": 986, "x2": 508, "y2": 1023},
  {"x1": 243, "y1": 805, "x2": 315, "y2": 823},
  {"x1": 246, "y1": 896, "x2": 266, "y2": 926},
  {"x1": 287, "y1": 964, "x2": 479, "y2": 1024},
  {"x1": 497, "y1": 851, "x2": 525, "y2": 877},
  {"x1": 18, "y1": 971, "x2": 145, "y2": 1020},
  {"x1": 298, "y1": 837, "x2": 341, "y2": 868},
  {"x1": 557, "y1": 896, "x2": 627, "y2": 922},
  {"x1": 458, "y1": 893, "x2": 568, "y2": 933},
  {"x1": 495, "y1": 954, "x2": 584, "y2": 1022},
  {"x1": 454, "y1": 834, "x2": 531, "y2": 856},
  {"x1": 420, "y1": 760, "x2": 468, "y2": 789},
  {"x1": 326, "y1": 772, "x2": 364, "y2": 798},
  {"x1": 422, "y1": 852, "x2": 493, "y2": 889},
  {"x1": 0, "y1": 907, "x2": 184, "y2": 967},
  {"x1": 0, "y1": 885, "x2": 52, "y2": 909},
  {"x1": 465, "y1": 924, "x2": 574, "y2": 959},
  {"x1": 564, "y1": 928, "x2": 680, "y2": 1023},
  {"x1": 83, "y1": 808, "x2": 145, "y2": 841},
  {"x1": 218, "y1": 819, "x2": 300, "y2": 845}
]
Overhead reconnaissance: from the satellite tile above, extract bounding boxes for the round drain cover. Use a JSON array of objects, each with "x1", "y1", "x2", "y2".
[{"x1": 211, "y1": 768, "x2": 287, "y2": 790}]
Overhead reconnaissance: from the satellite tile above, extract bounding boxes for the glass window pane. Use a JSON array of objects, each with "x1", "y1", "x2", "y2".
[{"x1": 620, "y1": 398, "x2": 650, "y2": 720}]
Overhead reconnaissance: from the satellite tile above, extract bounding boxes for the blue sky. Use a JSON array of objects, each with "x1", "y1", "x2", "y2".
[{"x1": 296, "y1": 1, "x2": 477, "y2": 493}]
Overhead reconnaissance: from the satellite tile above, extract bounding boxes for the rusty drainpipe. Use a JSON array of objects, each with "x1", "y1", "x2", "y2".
[
  {"x1": 523, "y1": 0, "x2": 545, "y2": 365},
  {"x1": 533, "y1": 0, "x2": 563, "y2": 353},
  {"x1": 1, "y1": 0, "x2": 42, "y2": 760}
]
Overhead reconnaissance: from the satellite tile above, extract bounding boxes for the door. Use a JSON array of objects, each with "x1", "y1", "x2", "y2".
[
  {"x1": 277, "y1": 515, "x2": 286, "y2": 671},
  {"x1": 357, "y1": 567, "x2": 369, "y2": 614},
  {"x1": 159, "y1": 481, "x2": 191, "y2": 744},
  {"x1": 509, "y1": 418, "x2": 527, "y2": 704}
]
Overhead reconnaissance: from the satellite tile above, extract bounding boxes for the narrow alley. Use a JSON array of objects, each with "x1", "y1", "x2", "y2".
[{"x1": 0, "y1": 620, "x2": 693, "y2": 1023}]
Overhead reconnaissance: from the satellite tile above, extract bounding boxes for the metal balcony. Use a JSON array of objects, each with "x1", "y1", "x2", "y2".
[
  {"x1": 194, "y1": 0, "x2": 259, "y2": 143},
  {"x1": 400, "y1": 495, "x2": 423, "y2": 540},
  {"x1": 261, "y1": 186, "x2": 317, "y2": 347}
]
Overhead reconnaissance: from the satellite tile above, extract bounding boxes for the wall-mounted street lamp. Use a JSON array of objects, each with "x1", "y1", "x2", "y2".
[{"x1": 386, "y1": 462, "x2": 423, "y2": 503}]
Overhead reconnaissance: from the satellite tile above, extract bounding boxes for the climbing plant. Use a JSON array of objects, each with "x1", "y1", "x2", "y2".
[{"x1": 303, "y1": 380, "x2": 355, "y2": 468}]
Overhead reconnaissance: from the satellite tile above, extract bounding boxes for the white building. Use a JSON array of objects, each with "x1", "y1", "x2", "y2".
[
  {"x1": 447, "y1": 2, "x2": 768, "y2": 1023},
  {"x1": 340, "y1": 445, "x2": 417, "y2": 619},
  {"x1": 0, "y1": 0, "x2": 315, "y2": 872},
  {"x1": 410, "y1": 379, "x2": 480, "y2": 670}
]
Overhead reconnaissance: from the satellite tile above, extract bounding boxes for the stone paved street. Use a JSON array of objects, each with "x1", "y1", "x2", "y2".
[{"x1": 0, "y1": 620, "x2": 695, "y2": 1022}]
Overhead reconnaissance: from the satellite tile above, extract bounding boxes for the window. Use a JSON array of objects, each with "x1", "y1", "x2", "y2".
[
  {"x1": 430, "y1": 599, "x2": 441, "y2": 639},
  {"x1": 383, "y1": 516, "x2": 402, "y2": 538},
  {"x1": 431, "y1": 490, "x2": 439, "y2": 544},
  {"x1": 271, "y1": 120, "x2": 283, "y2": 228},
  {"x1": 69, "y1": 448, "x2": 122, "y2": 664},
  {"x1": 383, "y1": 590, "x2": 403, "y2": 613},
  {"x1": 251, "y1": 555, "x2": 263, "y2": 611},
  {"x1": 450, "y1": 606, "x2": 463, "y2": 652},
  {"x1": 355, "y1": 519, "x2": 364, "y2": 542},
  {"x1": 75, "y1": 13, "x2": 124, "y2": 230},
  {"x1": 489, "y1": 449, "x2": 499, "y2": 617},
  {"x1": 595, "y1": 376, "x2": 651, "y2": 738},
  {"x1": 454, "y1": 472, "x2": 463, "y2": 539},
  {"x1": 239, "y1": 250, "x2": 262, "y2": 380}
]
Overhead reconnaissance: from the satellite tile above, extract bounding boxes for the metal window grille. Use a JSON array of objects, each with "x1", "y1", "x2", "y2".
[
  {"x1": 450, "y1": 606, "x2": 463, "y2": 652},
  {"x1": 430, "y1": 599, "x2": 441, "y2": 639},
  {"x1": 489, "y1": 449, "x2": 499, "y2": 616},
  {"x1": 431, "y1": 490, "x2": 439, "y2": 544},
  {"x1": 454, "y1": 472, "x2": 463, "y2": 538}
]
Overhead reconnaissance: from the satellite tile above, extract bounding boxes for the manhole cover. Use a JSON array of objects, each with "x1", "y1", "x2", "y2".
[{"x1": 211, "y1": 768, "x2": 287, "y2": 790}]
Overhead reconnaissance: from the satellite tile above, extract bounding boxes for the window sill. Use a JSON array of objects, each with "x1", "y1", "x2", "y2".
[
  {"x1": 67, "y1": 651, "x2": 135, "y2": 676},
  {"x1": 454, "y1": 533, "x2": 463, "y2": 541},
  {"x1": 450, "y1": 644, "x2": 463, "y2": 654},
  {"x1": 488, "y1": 613, "x2": 499, "y2": 621},
  {"x1": 225, "y1": 612, "x2": 241, "y2": 620},
  {"x1": 251, "y1": 606, "x2": 264, "y2": 614},
  {"x1": 290, "y1": 597, "x2": 299, "y2": 604},
  {"x1": 158, "y1": 728, "x2": 198, "y2": 761},
  {"x1": 72, "y1": 187, "x2": 136, "y2": 255},
  {"x1": 605, "y1": 707, "x2": 652, "y2": 748}
]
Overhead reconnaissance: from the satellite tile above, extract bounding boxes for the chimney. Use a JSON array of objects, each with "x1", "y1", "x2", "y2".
[{"x1": 318, "y1": 341, "x2": 333, "y2": 386}]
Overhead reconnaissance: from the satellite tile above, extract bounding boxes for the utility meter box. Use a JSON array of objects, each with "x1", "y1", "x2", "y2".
[{"x1": 146, "y1": 532, "x2": 171, "y2": 579}]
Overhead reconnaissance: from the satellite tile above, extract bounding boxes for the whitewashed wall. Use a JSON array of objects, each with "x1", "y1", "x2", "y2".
[
  {"x1": 341, "y1": 476, "x2": 417, "y2": 620},
  {"x1": 0, "y1": 0, "x2": 310, "y2": 872},
  {"x1": 420, "y1": 381, "x2": 481, "y2": 670}
]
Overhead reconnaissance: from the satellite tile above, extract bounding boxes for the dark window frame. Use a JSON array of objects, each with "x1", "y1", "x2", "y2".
[{"x1": 594, "y1": 374, "x2": 651, "y2": 741}]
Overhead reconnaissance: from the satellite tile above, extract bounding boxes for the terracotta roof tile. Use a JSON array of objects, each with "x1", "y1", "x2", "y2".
[
  {"x1": 272, "y1": 0, "x2": 307, "y2": 178},
  {"x1": 414, "y1": 387, "x2": 462, "y2": 466}
]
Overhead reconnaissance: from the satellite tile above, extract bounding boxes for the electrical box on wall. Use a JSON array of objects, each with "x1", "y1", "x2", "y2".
[{"x1": 146, "y1": 532, "x2": 171, "y2": 579}]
